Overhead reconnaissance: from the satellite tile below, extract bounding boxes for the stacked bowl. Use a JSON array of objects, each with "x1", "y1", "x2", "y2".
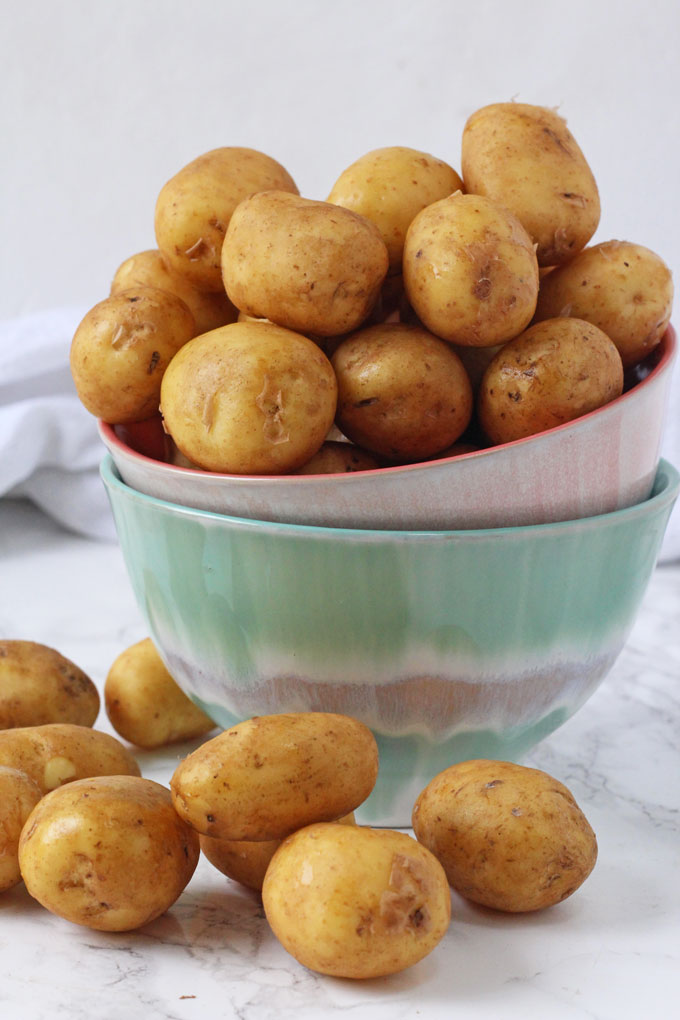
[{"x1": 101, "y1": 327, "x2": 678, "y2": 826}]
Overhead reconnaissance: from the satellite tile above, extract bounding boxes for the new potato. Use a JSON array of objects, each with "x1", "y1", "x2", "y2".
[
  {"x1": 294, "y1": 441, "x2": 380, "y2": 474},
  {"x1": 332, "y1": 323, "x2": 473, "y2": 462},
  {"x1": 221, "y1": 190, "x2": 389, "y2": 337},
  {"x1": 105, "y1": 638, "x2": 215, "y2": 749},
  {"x1": 160, "y1": 321, "x2": 337, "y2": 474},
  {"x1": 170, "y1": 712, "x2": 379, "y2": 841},
  {"x1": 155, "y1": 147, "x2": 299, "y2": 292},
  {"x1": 19, "y1": 776, "x2": 199, "y2": 931},
  {"x1": 461, "y1": 102, "x2": 600, "y2": 266},
  {"x1": 533, "y1": 240, "x2": 674, "y2": 368},
  {"x1": 0, "y1": 640, "x2": 99, "y2": 729},
  {"x1": 0, "y1": 723, "x2": 140, "y2": 794},
  {"x1": 200, "y1": 812, "x2": 356, "y2": 892},
  {"x1": 412, "y1": 759, "x2": 598, "y2": 912},
  {"x1": 111, "y1": 249, "x2": 238, "y2": 336},
  {"x1": 478, "y1": 317, "x2": 624, "y2": 445},
  {"x1": 70, "y1": 287, "x2": 195, "y2": 423},
  {"x1": 403, "y1": 192, "x2": 539, "y2": 346},
  {"x1": 327, "y1": 146, "x2": 464, "y2": 274},
  {"x1": 262, "y1": 823, "x2": 451, "y2": 978},
  {"x1": 0, "y1": 766, "x2": 42, "y2": 892}
]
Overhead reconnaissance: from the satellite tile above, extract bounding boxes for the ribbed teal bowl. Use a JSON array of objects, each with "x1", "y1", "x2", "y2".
[{"x1": 102, "y1": 455, "x2": 679, "y2": 826}]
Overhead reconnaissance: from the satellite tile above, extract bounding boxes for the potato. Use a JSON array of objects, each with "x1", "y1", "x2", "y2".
[
  {"x1": 403, "y1": 192, "x2": 539, "y2": 346},
  {"x1": 155, "y1": 147, "x2": 298, "y2": 292},
  {"x1": 332, "y1": 323, "x2": 473, "y2": 462},
  {"x1": 461, "y1": 102, "x2": 600, "y2": 267},
  {"x1": 262, "y1": 823, "x2": 451, "y2": 978},
  {"x1": 478, "y1": 317, "x2": 624, "y2": 445},
  {"x1": 412, "y1": 759, "x2": 598, "y2": 912},
  {"x1": 0, "y1": 766, "x2": 42, "y2": 892},
  {"x1": 104, "y1": 638, "x2": 215, "y2": 749},
  {"x1": 369, "y1": 272, "x2": 405, "y2": 324},
  {"x1": 221, "y1": 190, "x2": 389, "y2": 337},
  {"x1": 433, "y1": 441, "x2": 481, "y2": 459},
  {"x1": 533, "y1": 240, "x2": 674, "y2": 368},
  {"x1": 200, "y1": 812, "x2": 356, "y2": 892},
  {"x1": 327, "y1": 146, "x2": 463, "y2": 274},
  {"x1": 160, "y1": 321, "x2": 337, "y2": 474},
  {"x1": 0, "y1": 723, "x2": 140, "y2": 793},
  {"x1": 111, "y1": 249, "x2": 238, "y2": 335},
  {"x1": 448, "y1": 341, "x2": 505, "y2": 393},
  {"x1": 0, "y1": 640, "x2": 99, "y2": 729},
  {"x1": 293, "y1": 441, "x2": 380, "y2": 474},
  {"x1": 170, "y1": 712, "x2": 378, "y2": 841},
  {"x1": 19, "y1": 776, "x2": 199, "y2": 930},
  {"x1": 236, "y1": 309, "x2": 332, "y2": 353},
  {"x1": 70, "y1": 287, "x2": 195, "y2": 423}
]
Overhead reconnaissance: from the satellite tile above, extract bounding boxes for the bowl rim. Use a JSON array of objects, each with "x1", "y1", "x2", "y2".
[
  {"x1": 101, "y1": 454, "x2": 680, "y2": 540},
  {"x1": 98, "y1": 324, "x2": 677, "y2": 487}
]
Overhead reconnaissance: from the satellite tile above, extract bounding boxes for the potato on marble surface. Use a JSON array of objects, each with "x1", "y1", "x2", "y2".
[
  {"x1": 105, "y1": 638, "x2": 215, "y2": 749},
  {"x1": 0, "y1": 723, "x2": 140, "y2": 794},
  {"x1": 412, "y1": 758, "x2": 598, "y2": 912},
  {"x1": 262, "y1": 823, "x2": 451, "y2": 978},
  {"x1": 19, "y1": 775, "x2": 199, "y2": 931},
  {"x1": 171, "y1": 712, "x2": 378, "y2": 841},
  {"x1": 0, "y1": 640, "x2": 99, "y2": 729},
  {"x1": 0, "y1": 766, "x2": 42, "y2": 892}
]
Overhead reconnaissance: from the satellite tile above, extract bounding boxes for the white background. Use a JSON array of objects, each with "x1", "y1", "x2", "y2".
[{"x1": 1, "y1": 0, "x2": 679, "y2": 318}]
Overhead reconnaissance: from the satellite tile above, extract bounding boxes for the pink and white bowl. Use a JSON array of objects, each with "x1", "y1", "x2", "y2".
[{"x1": 99, "y1": 326, "x2": 676, "y2": 531}]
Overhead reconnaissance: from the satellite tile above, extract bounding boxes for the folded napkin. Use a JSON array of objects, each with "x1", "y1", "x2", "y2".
[{"x1": 0, "y1": 307, "x2": 678, "y2": 559}]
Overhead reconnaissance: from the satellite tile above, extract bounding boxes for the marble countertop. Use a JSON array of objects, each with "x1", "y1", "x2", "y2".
[{"x1": 1, "y1": 496, "x2": 678, "y2": 1020}]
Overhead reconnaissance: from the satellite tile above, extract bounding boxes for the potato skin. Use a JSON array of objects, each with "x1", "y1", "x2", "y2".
[
  {"x1": 293, "y1": 441, "x2": 380, "y2": 475},
  {"x1": 0, "y1": 724, "x2": 140, "y2": 794},
  {"x1": 533, "y1": 240, "x2": 674, "y2": 368},
  {"x1": 18, "y1": 776, "x2": 199, "y2": 931},
  {"x1": 0, "y1": 766, "x2": 42, "y2": 892},
  {"x1": 0, "y1": 640, "x2": 99, "y2": 729},
  {"x1": 200, "y1": 812, "x2": 356, "y2": 891},
  {"x1": 111, "y1": 249, "x2": 238, "y2": 335},
  {"x1": 478, "y1": 317, "x2": 624, "y2": 445},
  {"x1": 221, "y1": 190, "x2": 389, "y2": 337},
  {"x1": 155, "y1": 147, "x2": 298, "y2": 292},
  {"x1": 262, "y1": 823, "x2": 451, "y2": 978},
  {"x1": 412, "y1": 759, "x2": 598, "y2": 912},
  {"x1": 160, "y1": 321, "x2": 337, "y2": 474},
  {"x1": 462, "y1": 102, "x2": 600, "y2": 266},
  {"x1": 170, "y1": 712, "x2": 379, "y2": 841},
  {"x1": 105, "y1": 638, "x2": 215, "y2": 749},
  {"x1": 332, "y1": 323, "x2": 473, "y2": 462},
  {"x1": 403, "y1": 192, "x2": 539, "y2": 346},
  {"x1": 327, "y1": 146, "x2": 463, "y2": 274},
  {"x1": 447, "y1": 342, "x2": 505, "y2": 394},
  {"x1": 70, "y1": 287, "x2": 195, "y2": 423}
]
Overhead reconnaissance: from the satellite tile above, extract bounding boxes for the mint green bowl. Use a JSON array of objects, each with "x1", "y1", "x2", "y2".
[{"x1": 102, "y1": 455, "x2": 679, "y2": 826}]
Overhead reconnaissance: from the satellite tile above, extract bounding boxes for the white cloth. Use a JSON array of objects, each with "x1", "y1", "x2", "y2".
[
  {"x1": 0, "y1": 307, "x2": 678, "y2": 559},
  {"x1": 0, "y1": 307, "x2": 117, "y2": 542}
]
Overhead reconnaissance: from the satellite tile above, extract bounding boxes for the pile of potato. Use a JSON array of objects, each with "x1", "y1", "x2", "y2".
[
  {"x1": 1, "y1": 636, "x2": 599, "y2": 979},
  {"x1": 70, "y1": 101, "x2": 673, "y2": 476}
]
